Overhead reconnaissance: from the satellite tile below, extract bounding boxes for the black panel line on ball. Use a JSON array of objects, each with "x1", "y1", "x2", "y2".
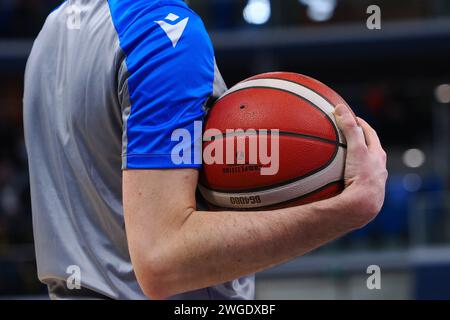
[
  {"x1": 246, "y1": 180, "x2": 345, "y2": 211},
  {"x1": 220, "y1": 85, "x2": 341, "y2": 147},
  {"x1": 200, "y1": 181, "x2": 345, "y2": 212},
  {"x1": 204, "y1": 131, "x2": 347, "y2": 148},
  {"x1": 258, "y1": 77, "x2": 348, "y2": 146},
  {"x1": 202, "y1": 84, "x2": 345, "y2": 194},
  {"x1": 200, "y1": 143, "x2": 345, "y2": 194}
]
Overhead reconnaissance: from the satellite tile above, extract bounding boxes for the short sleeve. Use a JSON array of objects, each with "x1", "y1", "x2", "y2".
[{"x1": 110, "y1": 1, "x2": 216, "y2": 169}]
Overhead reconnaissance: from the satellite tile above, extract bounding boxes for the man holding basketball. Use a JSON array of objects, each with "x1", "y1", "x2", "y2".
[{"x1": 24, "y1": 0, "x2": 387, "y2": 299}]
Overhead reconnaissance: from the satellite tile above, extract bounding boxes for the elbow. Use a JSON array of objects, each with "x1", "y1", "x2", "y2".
[
  {"x1": 141, "y1": 279, "x2": 171, "y2": 301},
  {"x1": 133, "y1": 252, "x2": 180, "y2": 300},
  {"x1": 140, "y1": 275, "x2": 169, "y2": 300}
]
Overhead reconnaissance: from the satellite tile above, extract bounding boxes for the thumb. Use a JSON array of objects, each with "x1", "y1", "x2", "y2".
[{"x1": 334, "y1": 104, "x2": 366, "y2": 153}]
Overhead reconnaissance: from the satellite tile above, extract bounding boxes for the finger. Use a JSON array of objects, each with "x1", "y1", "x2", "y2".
[
  {"x1": 357, "y1": 117, "x2": 382, "y2": 151},
  {"x1": 357, "y1": 117, "x2": 387, "y2": 164},
  {"x1": 334, "y1": 104, "x2": 366, "y2": 153}
]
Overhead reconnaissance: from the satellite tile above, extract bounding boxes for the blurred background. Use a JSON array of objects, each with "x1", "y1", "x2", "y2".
[{"x1": 1, "y1": 0, "x2": 450, "y2": 299}]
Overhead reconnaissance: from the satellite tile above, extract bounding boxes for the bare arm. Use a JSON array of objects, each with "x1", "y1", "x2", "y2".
[{"x1": 123, "y1": 104, "x2": 388, "y2": 299}]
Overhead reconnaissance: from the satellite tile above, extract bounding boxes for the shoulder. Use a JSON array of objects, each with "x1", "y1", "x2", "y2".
[
  {"x1": 110, "y1": 0, "x2": 214, "y2": 79},
  {"x1": 108, "y1": 0, "x2": 209, "y2": 44}
]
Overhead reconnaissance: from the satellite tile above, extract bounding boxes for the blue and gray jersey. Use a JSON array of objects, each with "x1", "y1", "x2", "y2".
[{"x1": 23, "y1": 0, "x2": 254, "y2": 300}]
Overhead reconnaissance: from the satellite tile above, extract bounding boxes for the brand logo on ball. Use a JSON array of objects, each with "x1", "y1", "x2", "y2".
[
  {"x1": 230, "y1": 195, "x2": 262, "y2": 205},
  {"x1": 223, "y1": 164, "x2": 263, "y2": 175}
]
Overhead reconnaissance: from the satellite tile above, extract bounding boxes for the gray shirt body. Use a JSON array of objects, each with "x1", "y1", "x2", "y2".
[{"x1": 24, "y1": 0, "x2": 254, "y2": 300}]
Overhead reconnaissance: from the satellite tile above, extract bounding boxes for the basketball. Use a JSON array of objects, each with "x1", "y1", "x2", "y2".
[{"x1": 199, "y1": 72, "x2": 350, "y2": 210}]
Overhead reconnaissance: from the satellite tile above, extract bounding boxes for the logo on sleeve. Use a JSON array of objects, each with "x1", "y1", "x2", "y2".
[{"x1": 155, "y1": 13, "x2": 189, "y2": 48}]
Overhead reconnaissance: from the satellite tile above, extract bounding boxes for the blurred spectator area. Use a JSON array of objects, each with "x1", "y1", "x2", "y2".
[
  {"x1": 0, "y1": 0, "x2": 61, "y2": 38},
  {"x1": 0, "y1": 74, "x2": 39, "y2": 295},
  {"x1": 0, "y1": 0, "x2": 450, "y2": 37},
  {"x1": 193, "y1": 0, "x2": 450, "y2": 30}
]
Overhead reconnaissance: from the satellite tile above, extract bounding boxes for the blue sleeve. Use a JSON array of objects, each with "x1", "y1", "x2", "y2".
[{"x1": 109, "y1": 0, "x2": 215, "y2": 169}]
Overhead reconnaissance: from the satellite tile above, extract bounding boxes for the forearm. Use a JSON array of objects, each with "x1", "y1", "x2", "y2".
[
  {"x1": 125, "y1": 104, "x2": 387, "y2": 300},
  {"x1": 147, "y1": 192, "x2": 359, "y2": 298}
]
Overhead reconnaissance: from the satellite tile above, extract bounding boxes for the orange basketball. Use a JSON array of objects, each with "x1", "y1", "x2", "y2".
[{"x1": 199, "y1": 72, "x2": 350, "y2": 210}]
